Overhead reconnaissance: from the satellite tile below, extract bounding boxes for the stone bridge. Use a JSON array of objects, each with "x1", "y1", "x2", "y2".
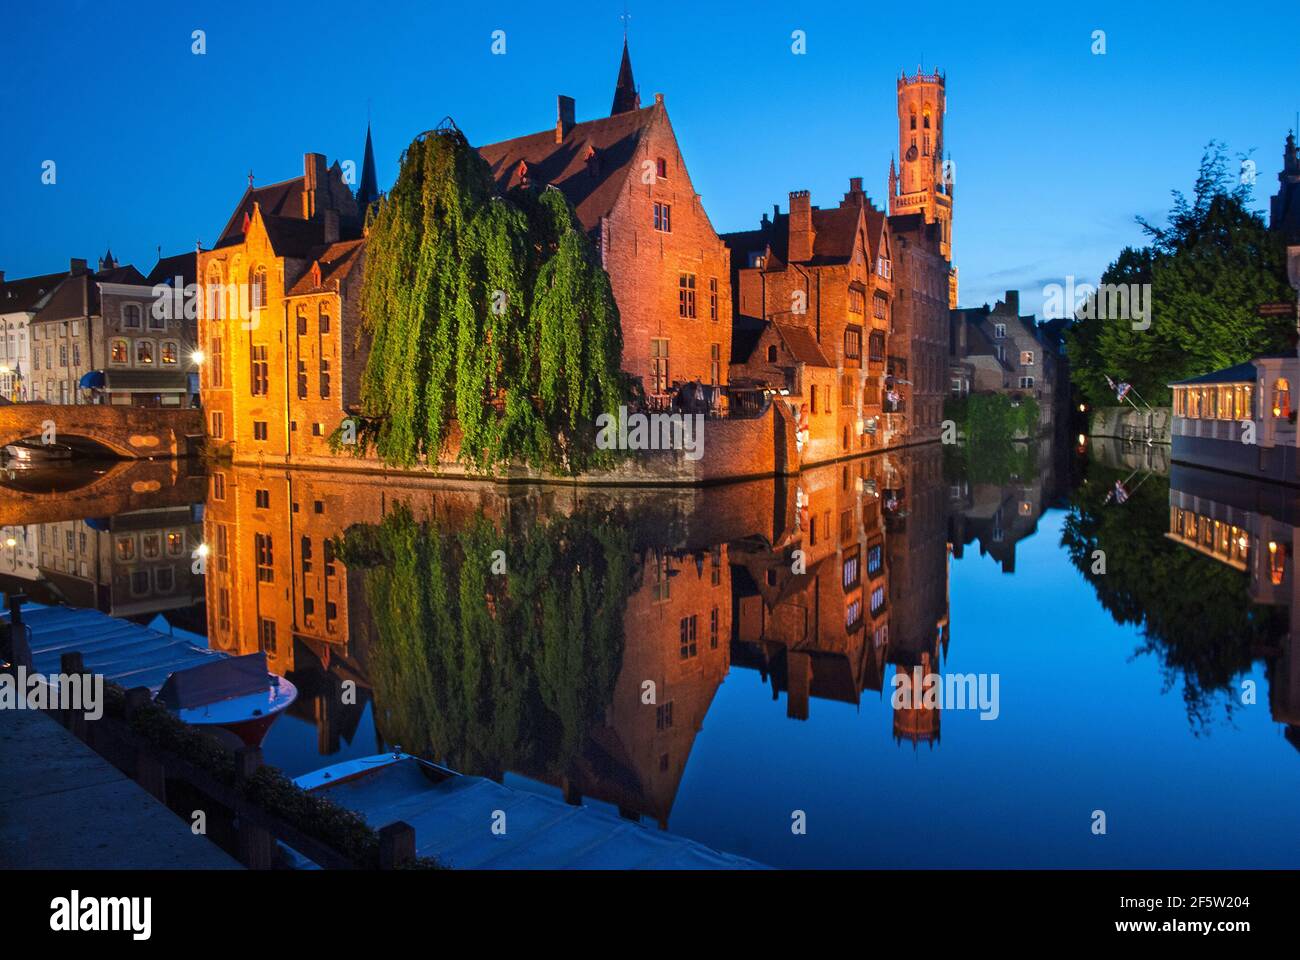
[
  {"x1": 0, "y1": 404, "x2": 203, "y2": 460},
  {"x1": 0, "y1": 459, "x2": 208, "y2": 528}
]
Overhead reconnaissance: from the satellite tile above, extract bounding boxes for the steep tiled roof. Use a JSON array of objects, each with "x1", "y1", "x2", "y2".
[
  {"x1": 722, "y1": 202, "x2": 867, "y2": 269},
  {"x1": 477, "y1": 105, "x2": 658, "y2": 232},
  {"x1": 286, "y1": 239, "x2": 365, "y2": 296},
  {"x1": 0, "y1": 271, "x2": 66, "y2": 314},
  {"x1": 772, "y1": 321, "x2": 832, "y2": 367},
  {"x1": 146, "y1": 251, "x2": 198, "y2": 287},
  {"x1": 216, "y1": 178, "x2": 306, "y2": 247}
]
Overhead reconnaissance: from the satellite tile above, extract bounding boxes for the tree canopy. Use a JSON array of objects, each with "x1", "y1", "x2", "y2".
[
  {"x1": 347, "y1": 124, "x2": 630, "y2": 473},
  {"x1": 1066, "y1": 143, "x2": 1294, "y2": 409}
]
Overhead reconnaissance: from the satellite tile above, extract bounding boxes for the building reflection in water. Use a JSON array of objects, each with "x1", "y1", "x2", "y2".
[{"x1": 1165, "y1": 464, "x2": 1300, "y2": 751}]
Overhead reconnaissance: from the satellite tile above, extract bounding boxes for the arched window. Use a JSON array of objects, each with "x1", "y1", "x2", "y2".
[
  {"x1": 250, "y1": 265, "x2": 267, "y2": 311},
  {"x1": 923, "y1": 110, "x2": 931, "y2": 129},
  {"x1": 909, "y1": 113, "x2": 916, "y2": 130},
  {"x1": 767, "y1": 345, "x2": 778, "y2": 364},
  {"x1": 136, "y1": 340, "x2": 155, "y2": 366},
  {"x1": 206, "y1": 265, "x2": 224, "y2": 320},
  {"x1": 1272, "y1": 378, "x2": 1291, "y2": 419}
]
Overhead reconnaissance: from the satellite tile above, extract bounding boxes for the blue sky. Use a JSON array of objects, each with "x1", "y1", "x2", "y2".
[{"x1": 2, "y1": 0, "x2": 1296, "y2": 309}]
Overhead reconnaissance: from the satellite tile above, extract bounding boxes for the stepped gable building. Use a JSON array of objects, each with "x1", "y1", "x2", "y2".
[
  {"x1": 888, "y1": 68, "x2": 957, "y2": 309},
  {"x1": 198, "y1": 150, "x2": 368, "y2": 462},
  {"x1": 476, "y1": 39, "x2": 733, "y2": 399},
  {"x1": 723, "y1": 178, "x2": 899, "y2": 464}
]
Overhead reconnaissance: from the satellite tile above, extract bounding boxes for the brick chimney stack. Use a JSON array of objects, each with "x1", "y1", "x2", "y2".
[
  {"x1": 69, "y1": 258, "x2": 87, "y2": 275},
  {"x1": 788, "y1": 190, "x2": 814, "y2": 263},
  {"x1": 302, "y1": 153, "x2": 329, "y2": 220},
  {"x1": 556, "y1": 95, "x2": 575, "y2": 143},
  {"x1": 1004, "y1": 290, "x2": 1020, "y2": 316}
]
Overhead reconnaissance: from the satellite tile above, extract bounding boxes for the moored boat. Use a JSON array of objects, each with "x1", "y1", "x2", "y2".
[
  {"x1": 289, "y1": 752, "x2": 768, "y2": 869},
  {"x1": 3, "y1": 439, "x2": 75, "y2": 464},
  {"x1": 3, "y1": 600, "x2": 296, "y2": 746}
]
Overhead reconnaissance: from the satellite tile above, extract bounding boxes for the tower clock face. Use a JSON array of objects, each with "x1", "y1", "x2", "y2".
[{"x1": 905, "y1": 144, "x2": 918, "y2": 162}]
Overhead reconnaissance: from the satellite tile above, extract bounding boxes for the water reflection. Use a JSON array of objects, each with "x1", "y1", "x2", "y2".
[{"x1": 6, "y1": 435, "x2": 1300, "y2": 865}]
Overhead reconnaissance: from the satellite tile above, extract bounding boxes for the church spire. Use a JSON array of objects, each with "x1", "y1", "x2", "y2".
[
  {"x1": 356, "y1": 121, "x2": 380, "y2": 216},
  {"x1": 610, "y1": 38, "x2": 640, "y2": 115}
]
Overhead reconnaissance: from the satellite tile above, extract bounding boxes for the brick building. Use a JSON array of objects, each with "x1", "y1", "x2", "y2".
[
  {"x1": 477, "y1": 40, "x2": 733, "y2": 402},
  {"x1": 888, "y1": 213, "x2": 950, "y2": 443},
  {"x1": 723, "y1": 180, "x2": 897, "y2": 464},
  {"x1": 197, "y1": 151, "x2": 369, "y2": 461},
  {"x1": 949, "y1": 290, "x2": 1059, "y2": 431}
]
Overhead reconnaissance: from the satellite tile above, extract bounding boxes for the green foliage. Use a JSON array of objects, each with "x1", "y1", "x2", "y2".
[
  {"x1": 1066, "y1": 142, "x2": 1294, "y2": 409},
  {"x1": 354, "y1": 125, "x2": 629, "y2": 474},
  {"x1": 1060, "y1": 462, "x2": 1285, "y2": 729},
  {"x1": 335, "y1": 503, "x2": 634, "y2": 779},
  {"x1": 944, "y1": 393, "x2": 1039, "y2": 441}
]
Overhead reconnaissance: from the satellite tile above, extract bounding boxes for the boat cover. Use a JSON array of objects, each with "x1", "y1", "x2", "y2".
[
  {"x1": 5, "y1": 601, "x2": 226, "y2": 693},
  {"x1": 304, "y1": 756, "x2": 767, "y2": 870},
  {"x1": 156, "y1": 652, "x2": 269, "y2": 709}
]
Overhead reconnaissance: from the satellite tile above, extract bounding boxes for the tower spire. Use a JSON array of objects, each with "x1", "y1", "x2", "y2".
[
  {"x1": 356, "y1": 120, "x2": 380, "y2": 216},
  {"x1": 611, "y1": 37, "x2": 640, "y2": 115}
]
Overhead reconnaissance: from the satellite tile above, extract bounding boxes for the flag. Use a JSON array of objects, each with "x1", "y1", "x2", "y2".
[{"x1": 1116, "y1": 381, "x2": 1132, "y2": 403}]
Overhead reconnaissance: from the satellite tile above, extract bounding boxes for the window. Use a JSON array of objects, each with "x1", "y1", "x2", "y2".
[
  {"x1": 710, "y1": 606, "x2": 719, "y2": 648},
  {"x1": 135, "y1": 340, "x2": 156, "y2": 365},
  {"x1": 652, "y1": 553, "x2": 671, "y2": 601},
  {"x1": 131, "y1": 570, "x2": 150, "y2": 597},
  {"x1": 301, "y1": 536, "x2": 313, "y2": 574},
  {"x1": 217, "y1": 588, "x2": 231, "y2": 634},
  {"x1": 142, "y1": 534, "x2": 160, "y2": 560},
  {"x1": 255, "y1": 489, "x2": 269, "y2": 509},
  {"x1": 1272, "y1": 378, "x2": 1291, "y2": 419},
  {"x1": 212, "y1": 472, "x2": 226, "y2": 500},
  {"x1": 319, "y1": 358, "x2": 331, "y2": 398},
  {"x1": 116, "y1": 536, "x2": 135, "y2": 561},
  {"x1": 210, "y1": 338, "x2": 223, "y2": 387},
  {"x1": 166, "y1": 530, "x2": 184, "y2": 556},
  {"x1": 848, "y1": 288, "x2": 865, "y2": 314},
  {"x1": 311, "y1": 422, "x2": 324, "y2": 436},
  {"x1": 653, "y1": 202, "x2": 671, "y2": 233},
  {"x1": 843, "y1": 545, "x2": 861, "y2": 589},
  {"x1": 870, "y1": 585, "x2": 886, "y2": 614},
  {"x1": 258, "y1": 617, "x2": 277, "y2": 654},
  {"x1": 303, "y1": 597, "x2": 315, "y2": 618},
  {"x1": 656, "y1": 701, "x2": 674, "y2": 731},
  {"x1": 994, "y1": 323, "x2": 1006, "y2": 338},
  {"x1": 710, "y1": 343, "x2": 720, "y2": 386},
  {"x1": 1019, "y1": 376, "x2": 1035, "y2": 389},
  {"x1": 875, "y1": 257, "x2": 891, "y2": 280},
  {"x1": 1020, "y1": 350, "x2": 1035, "y2": 366},
  {"x1": 250, "y1": 345, "x2": 269, "y2": 395},
  {"x1": 868, "y1": 330, "x2": 885, "y2": 362},
  {"x1": 319, "y1": 312, "x2": 331, "y2": 334},
  {"x1": 205, "y1": 267, "x2": 225, "y2": 320},
  {"x1": 161, "y1": 342, "x2": 177, "y2": 365},
  {"x1": 210, "y1": 410, "x2": 224, "y2": 438},
  {"x1": 250, "y1": 265, "x2": 268, "y2": 310},
  {"x1": 650, "y1": 338, "x2": 669, "y2": 393},
  {"x1": 72, "y1": 344, "x2": 80, "y2": 366},
  {"x1": 709, "y1": 277, "x2": 718, "y2": 321},
  {"x1": 846, "y1": 598, "x2": 863, "y2": 631},
  {"x1": 841, "y1": 373, "x2": 856, "y2": 407},
  {"x1": 867, "y1": 542, "x2": 883, "y2": 576},
  {"x1": 59, "y1": 344, "x2": 67, "y2": 366},
  {"x1": 155, "y1": 567, "x2": 174, "y2": 593},
  {"x1": 655, "y1": 156, "x2": 668, "y2": 179},
  {"x1": 148, "y1": 307, "x2": 165, "y2": 330},
  {"x1": 679, "y1": 615, "x2": 698, "y2": 659},
  {"x1": 296, "y1": 312, "x2": 308, "y2": 336},
  {"x1": 297, "y1": 359, "x2": 308, "y2": 399},
  {"x1": 767, "y1": 344, "x2": 778, "y2": 364},
  {"x1": 678, "y1": 273, "x2": 696, "y2": 318},
  {"x1": 844, "y1": 327, "x2": 861, "y2": 360},
  {"x1": 254, "y1": 533, "x2": 274, "y2": 582},
  {"x1": 123, "y1": 304, "x2": 141, "y2": 328}
]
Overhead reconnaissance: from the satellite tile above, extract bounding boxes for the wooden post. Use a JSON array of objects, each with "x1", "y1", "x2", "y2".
[
  {"x1": 58, "y1": 652, "x2": 87, "y2": 738},
  {"x1": 234, "y1": 747, "x2": 274, "y2": 869},
  {"x1": 378, "y1": 821, "x2": 416, "y2": 869}
]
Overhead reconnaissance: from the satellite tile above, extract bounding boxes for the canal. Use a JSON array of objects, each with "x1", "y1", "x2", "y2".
[{"x1": 4, "y1": 436, "x2": 1299, "y2": 868}]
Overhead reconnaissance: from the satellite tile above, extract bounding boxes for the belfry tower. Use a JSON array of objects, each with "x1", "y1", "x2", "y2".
[{"x1": 888, "y1": 67, "x2": 957, "y2": 306}]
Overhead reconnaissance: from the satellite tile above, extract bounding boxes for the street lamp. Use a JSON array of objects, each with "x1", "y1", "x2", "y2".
[{"x1": 191, "y1": 349, "x2": 206, "y2": 365}]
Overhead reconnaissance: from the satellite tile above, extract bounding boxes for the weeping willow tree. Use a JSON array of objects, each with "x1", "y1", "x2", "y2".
[
  {"x1": 336, "y1": 504, "x2": 635, "y2": 777},
  {"x1": 348, "y1": 123, "x2": 629, "y2": 473}
]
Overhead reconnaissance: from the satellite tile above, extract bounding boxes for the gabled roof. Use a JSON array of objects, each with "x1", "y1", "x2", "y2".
[
  {"x1": 216, "y1": 177, "x2": 308, "y2": 248},
  {"x1": 0, "y1": 271, "x2": 67, "y2": 314},
  {"x1": 477, "y1": 105, "x2": 658, "y2": 232},
  {"x1": 722, "y1": 198, "x2": 872, "y2": 270}
]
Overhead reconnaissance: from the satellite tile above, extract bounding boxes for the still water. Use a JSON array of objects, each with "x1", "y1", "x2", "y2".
[{"x1": 4, "y1": 438, "x2": 1299, "y2": 868}]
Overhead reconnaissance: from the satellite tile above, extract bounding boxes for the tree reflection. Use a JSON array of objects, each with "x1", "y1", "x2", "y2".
[{"x1": 337, "y1": 504, "x2": 634, "y2": 777}]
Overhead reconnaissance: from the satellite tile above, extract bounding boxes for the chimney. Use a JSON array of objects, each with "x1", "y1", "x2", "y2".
[
  {"x1": 70, "y1": 258, "x2": 87, "y2": 275},
  {"x1": 323, "y1": 209, "x2": 340, "y2": 245},
  {"x1": 556, "y1": 95, "x2": 575, "y2": 143},
  {"x1": 302, "y1": 153, "x2": 328, "y2": 219},
  {"x1": 788, "y1": 190, "x2": 813, "y2": 263},
  {"x1": 849, "y1": 176, "x2": 863, "y2": 193},
  {"x1": 1004, "y1": 290, "x2": 1020, "y2": 316}
]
